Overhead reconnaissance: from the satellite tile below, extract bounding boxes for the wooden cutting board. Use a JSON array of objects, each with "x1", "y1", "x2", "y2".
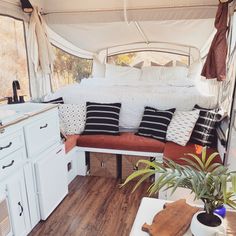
[{"x1": 142, "y1": 199, "x2": 199, "y2": 236}]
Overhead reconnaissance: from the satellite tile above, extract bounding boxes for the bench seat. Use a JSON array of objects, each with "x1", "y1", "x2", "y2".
[
  {"x1": 163, "y1": 141, "x2": 222, "y2": 165},
  {"x1": 65, "y1": 134, "x2": 80, "y2": 153},
  {"x1": 64, "y1": 134, "x2": 222, "y2": 165},
  {"x1": 77, "y1": 132, "x2": 165, "y2": 153}
]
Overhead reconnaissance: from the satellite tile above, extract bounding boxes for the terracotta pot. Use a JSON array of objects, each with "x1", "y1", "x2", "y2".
[{"x1": 190, "y1": 211, "x2": 226, "y2": 236}]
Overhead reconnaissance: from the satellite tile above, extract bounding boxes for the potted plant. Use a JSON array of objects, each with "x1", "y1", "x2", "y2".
[{"x1": 122, "y1": 147, "x2": 236, "y2": 236}]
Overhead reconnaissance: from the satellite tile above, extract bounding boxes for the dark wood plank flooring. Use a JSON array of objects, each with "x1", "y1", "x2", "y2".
[{"x1": 29, "y1": 176, "x2": 151, "y2": 236}]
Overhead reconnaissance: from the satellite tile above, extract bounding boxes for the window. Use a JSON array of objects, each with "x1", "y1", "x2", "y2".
[
  {"x1": 107, "y1": 51, "x2": 189, "y2": 67},
  {"x1": 0, "y1": 15, "x2": 30, "y2": 102},
  {"x1": 52, "y1": 46, "x2": 93, "y2": 91}
]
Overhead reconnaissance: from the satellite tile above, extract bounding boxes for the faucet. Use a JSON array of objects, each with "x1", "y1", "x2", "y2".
[{"x1": 12, "y1": 80, "x2": 20, "y2": 103}]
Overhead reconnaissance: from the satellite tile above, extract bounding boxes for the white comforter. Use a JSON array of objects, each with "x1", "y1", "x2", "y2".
[{"x1": 48, "y1": 79, "x2": 217, "y2": 130}]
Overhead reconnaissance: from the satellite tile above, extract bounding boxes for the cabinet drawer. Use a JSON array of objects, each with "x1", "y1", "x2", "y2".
[
  {"x1": 24, "y1": 111, "x2": 60, "y2": 157},
  {"x1": 122, "y1": 155, "x2": 151, "y2": 181},
  {"x1": 90, "y1": 152, "x2": 118, "y2": 178},
  {"x1": 0, "y1": 148, "x2": 26, "y2": 181},
  {"x1": 0, "y1": 130, "x2": 24, "y2": 160}
]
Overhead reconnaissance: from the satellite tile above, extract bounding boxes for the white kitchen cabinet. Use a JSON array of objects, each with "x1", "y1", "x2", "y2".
[
  {"x1": 34, "y1": 145, "x2": 68, "y2": 220},
  {"x1": 0, "y1": 104, "x2": 68, "y2": 235},
  {"x1": 0, "y1": 185, "x2": 12, "y2": 236},
  {"x1": 6, "y1": 169, "x2": 30, "y2": 236},
  {"x1": 24, "y1": 110, "x2": 61, "y2": 158},
  {"x1": 23, "y1": 163, "x2": 40, "y2": 229},
  {"x1": 0, "y1": 129, "x2": 25, "y2": 160}
]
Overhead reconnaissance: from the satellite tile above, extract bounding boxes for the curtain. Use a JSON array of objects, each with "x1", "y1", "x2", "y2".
[
  {"x1": 28, "y1": 7, "x2": 55, "y2": 98},
  {"x1": 201, "y1": 1, "x2": 231, "y2": 81}
]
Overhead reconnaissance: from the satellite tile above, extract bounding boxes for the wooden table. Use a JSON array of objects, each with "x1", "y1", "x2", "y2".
[{"x1": 130, "y1": 197, "x2": 236, "y2": 236}]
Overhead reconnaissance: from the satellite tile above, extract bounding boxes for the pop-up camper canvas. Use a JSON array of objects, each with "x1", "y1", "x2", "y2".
[{"x1": 0, "y1": 0, "x2": 236, "y2": 236}]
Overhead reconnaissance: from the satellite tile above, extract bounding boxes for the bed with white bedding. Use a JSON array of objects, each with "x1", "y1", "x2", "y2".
[{"x1": 48, "y1": 76, "x2": 217, "y2": 131}]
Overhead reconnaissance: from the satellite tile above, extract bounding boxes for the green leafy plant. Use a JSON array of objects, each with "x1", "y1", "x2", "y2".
[{"x1": 122, "y1": 147, "x2": 236, "y2": 215}]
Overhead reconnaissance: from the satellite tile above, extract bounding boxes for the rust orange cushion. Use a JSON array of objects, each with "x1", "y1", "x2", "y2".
[
  {"x1": 163, "y1": 142, "x2": 222, "y2": 165},
  {"x1": 65, "y1": 135, "x2": 80, "y2": 153},
  {"x1": 77, "y1": 132, "x2": 165, "y2": 153}
]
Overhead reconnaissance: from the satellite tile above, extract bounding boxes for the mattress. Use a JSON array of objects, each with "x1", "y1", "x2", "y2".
[{"x1": 48, "y1": 79, "x2": 217, "y2": 130}]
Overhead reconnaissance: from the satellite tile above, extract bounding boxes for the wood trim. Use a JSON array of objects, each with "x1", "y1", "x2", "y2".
[
  {"x1": 77, "y1": 146, "x2": 163, "y2": 159},
  {"x1": 0, "y1": 104, "x2": 59, "y2": 131}
]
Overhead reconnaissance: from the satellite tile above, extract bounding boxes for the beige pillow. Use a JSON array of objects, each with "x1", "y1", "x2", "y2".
[{"x1": 166, "y1": 110, "x2": 200, "y2": 146}]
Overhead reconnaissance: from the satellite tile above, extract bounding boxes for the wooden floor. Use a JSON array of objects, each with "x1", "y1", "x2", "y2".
[{"x1": 29, "y1": 176, "x2": 151, "y2": 236}]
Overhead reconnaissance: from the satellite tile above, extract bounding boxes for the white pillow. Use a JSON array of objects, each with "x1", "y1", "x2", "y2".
[
  {"x1": 140, "y1": 66, "x2": 163, "y2": 81},
  {"x1": 166, "y1": 110, "x2": 200, "y2": 146},
  {"x1": 167, "y1": 77, "x2": 195, "y2": 87},
  {"x1": 105, "y1": 64, "x2": 141, "y2": 80},
  {"x1": 188, "y1": 60, "x2": 202, "y2": 81},
  {"x1": 161, "y1": 66, "x2": 189, "y2": 80},
  {"x1": 92, "y1": 57, "x2": 105, "y2": 77},
  {"x1": 59, "y1": 104, "x2": 86, "y2": 135},
  {"x1": 141, "y1": 66, "x2": 188, "y2": 82}
]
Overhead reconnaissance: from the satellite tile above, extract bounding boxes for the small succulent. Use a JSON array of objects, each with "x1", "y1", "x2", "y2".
[{"x1": 122, "y1": 147, "x2": 236, "y2": 215}]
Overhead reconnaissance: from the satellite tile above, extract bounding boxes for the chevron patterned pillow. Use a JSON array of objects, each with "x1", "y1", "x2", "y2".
[{"x1": 166, "y1": 110, "x2": 200, "y2": 146}]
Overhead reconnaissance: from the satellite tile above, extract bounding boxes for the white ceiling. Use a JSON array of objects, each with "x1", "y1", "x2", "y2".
[
  {"x1": 40, "y1": 0, "x2": 219, "y2": 13},
  {"x1": 40, "y1": 0, "x2": 218, "y2": 54},
  {"x1": 47, "y1": 18, "x2": 215, "y2": 53}
]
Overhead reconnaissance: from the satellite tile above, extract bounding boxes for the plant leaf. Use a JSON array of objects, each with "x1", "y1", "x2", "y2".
[
  {"x1": 205, "y1": 152, "x2": 220, "y2": 170},
  {"x1": 180, "y1": 157, "x2": 202, "y2": 171},
  {"x1": 202, "y1": 147, "x2": 207, "y2": 164},
  {"x1": 185, "y1": 153, "x2": 205, "y2": 170},
  {"x1": 121, "y1": 169, "x2": 153, "y2": 186},
  {"x1": 132, "y1": 171, "x2": 155, "y2": 192}
]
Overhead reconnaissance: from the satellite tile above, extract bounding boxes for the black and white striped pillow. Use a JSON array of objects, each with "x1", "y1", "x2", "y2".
[
  {"x1": 190, "y1": 105, "x2": 221, "y2": 147},
  {"x1": 43, "y1": 97, "x2": 64, "y2": 104},
  {"x1": 83, "y1": 102, "x2": 121, "y2": 135},
  {"x1": 137, "y1": 106, "x2": 176, "y2": 142}
]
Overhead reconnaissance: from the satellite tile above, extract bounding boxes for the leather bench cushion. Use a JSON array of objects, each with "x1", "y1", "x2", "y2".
[
  {"x1": 164, "y1": 142, "x2": 222, "y2": 165},
  {"x1": 65, "y1": 135, "x2": 80, "y2": 153},
  {"x1": 77, "y1": 132, "x2": 165, "y2": 153}
]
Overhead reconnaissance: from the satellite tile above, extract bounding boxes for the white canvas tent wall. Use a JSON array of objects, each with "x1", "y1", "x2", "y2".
[
  {"x1": 0, "y1": 0, "x2": 224, "y2": 60},
  {"x1": 41, "y1": 0, "x2": 221, "y2": 61}
]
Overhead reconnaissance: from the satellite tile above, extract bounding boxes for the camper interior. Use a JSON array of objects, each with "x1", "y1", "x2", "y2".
[{"x1": 0, "y1": 0, "x2": 236, "y2": 235}]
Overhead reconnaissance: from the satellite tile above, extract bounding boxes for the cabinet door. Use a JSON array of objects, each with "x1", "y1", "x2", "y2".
[
  {"x1": 0, "y1": 185, "x2": 13, "y2": 236},
  {"x1": 6, "y1": 170, "x2": 30, "y2": 236},
  {"x1": 35, "y1": 145, "x2": 68, "y2": 220}
]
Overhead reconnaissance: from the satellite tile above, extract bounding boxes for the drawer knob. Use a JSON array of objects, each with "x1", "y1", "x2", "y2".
[
  {"x1": 2, "y1": 160, "x2": 14, "y2": 169},
  {"x1": 18, "y1": 202, "x2": 24, "y2": 216},
  {"x1": 40, "y1": 124, "x2": 48, "y2": 129},
  {"x1": 0, "y1": 142, "x2": 12, "y2": 151}
]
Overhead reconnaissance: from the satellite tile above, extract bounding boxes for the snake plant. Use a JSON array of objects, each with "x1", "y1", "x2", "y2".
[{"x1": 122, "y1": 147, "x2": 236, "y2": 214}]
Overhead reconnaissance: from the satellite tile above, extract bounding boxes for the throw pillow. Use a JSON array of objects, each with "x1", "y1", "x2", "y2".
[
  {"x1": 43, "y1": 97, "x2": 64, "y2": 104},
  {"x1": 59, "y1": 104, "x2": 86, "y2": 135},
  {"x1": 190, "y1": 105, "x2": 221, "y2": 147},
  {"x1": 166, "y1": 110, "x2": 200, "y2": 146},
  {"x1": 83, "y1": 102, "x2": 121, "y2": 135},
  {"x1": 137, "y1": 106, "x2": 176, "y2": 142}
]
